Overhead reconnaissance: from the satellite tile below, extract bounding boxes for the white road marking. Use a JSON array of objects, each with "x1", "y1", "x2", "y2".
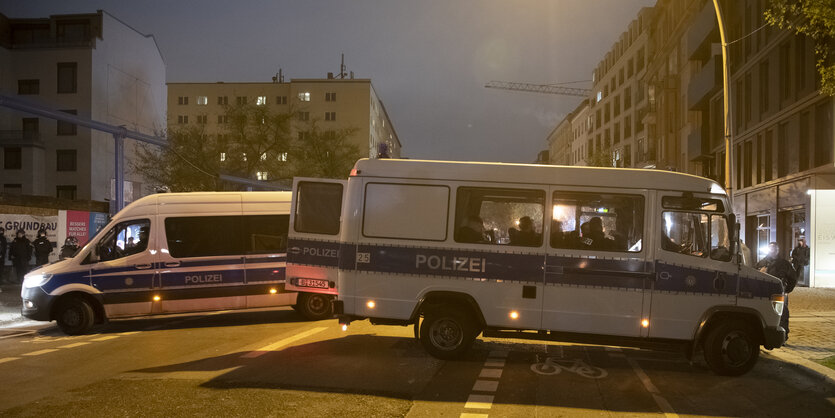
[
  {"x1": 479, "y1": 368, "x2": 503, "y2": 379},
  {"x1": 90, "y1": 335, "x2": 120, "y2": 342},
  {"x1": 24, "y1": 349, "x2": 59, "y2": 356},
  {"x1": 464, "y1": 394, "x2": 494, "y2": 410},
  {"x1": 626, "y1": 357, "x2": 679, "y2": 418},
  {"x1": 240, "y1": 327, "x2": 328, "y2": 358},
  {"x1": 484, "y1": 359, "x2": 505, "y2": 367},
  {"x1": 58, "y1": 342, "x2": 91, "y2": 349},
  {"x1": 460, "y1": 414, "x2": 489, "y2": 418},
  {"x1": 472, "y1": 379, "x2": 499, "y2": 392},
  {"x1": 0, "y1": 357, "x2": 20, "y2": 364}
]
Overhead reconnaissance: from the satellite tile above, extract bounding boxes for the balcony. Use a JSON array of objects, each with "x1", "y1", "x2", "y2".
[
  {"x1": 0, "y1": 130, "x2": 45, "y2": 148},
  {"x1": 688, "y1": 129, "x2": 711, "y2": 161},
  {"x1": 687, "y1": 2, "x2": 719, "y2": 61},
  {"x1": 688, "y1": 55, "x2": 722, "y2": 110}
]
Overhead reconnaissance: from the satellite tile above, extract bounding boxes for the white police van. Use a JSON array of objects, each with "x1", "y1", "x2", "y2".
[
  {"x1": 21, "y1": 192, "x2": 333, "y2": 335},
  {"x1": 288, "y1": 159, "x2": 786, "y2": 376}
]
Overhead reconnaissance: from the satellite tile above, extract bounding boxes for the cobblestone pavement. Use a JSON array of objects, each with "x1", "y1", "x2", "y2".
[{"x1": 779, "y1": 287, "x2": 835, "y2": 362}]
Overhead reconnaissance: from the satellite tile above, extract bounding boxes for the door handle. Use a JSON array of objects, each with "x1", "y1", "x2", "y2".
[
  {"x1": 134, "y1": 263, "x2": 152, "y2": 269},
  {"x1": 164, "y1": 261, "x2": 181, "y2": 268}
]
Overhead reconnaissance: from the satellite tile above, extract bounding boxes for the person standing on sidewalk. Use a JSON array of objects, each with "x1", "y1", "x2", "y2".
[
  {"x1": 8, "y1": 229, "x2": 33, "y2": 285},
  {"x1": 32, "y1": 229, "x2": 53, "y2": 267},
  {"x1": 757, "y1": 242, "x2": 797, "y2": 341},
  {"x1": 791, "y1": 238, "x2": 810, "y2": 286}
]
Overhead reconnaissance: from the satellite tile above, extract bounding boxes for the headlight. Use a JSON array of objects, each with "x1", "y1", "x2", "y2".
[{"x1": 23, "y1": 273, "x2": 53, "y2": 289}]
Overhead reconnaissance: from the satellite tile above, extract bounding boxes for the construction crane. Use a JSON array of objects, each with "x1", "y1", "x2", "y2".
[{"x1": 484, "y1": 80, "x2": 591, "y2": 98}]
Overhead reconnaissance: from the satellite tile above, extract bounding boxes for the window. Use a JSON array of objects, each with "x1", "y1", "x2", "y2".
[
  {"x1": 177, "y1": 96, "x2": 188, "y2": 105},
  {"x1": 744, "y1": 72, "x2": 752, "y2": 123},
  {"x1": 325, "y1": 111, "x2": 336, "y2": 121},
  {"x1": 18, "y1": 79, "x2": 39, "y2": 95},
  {"x1": 797, "y1": 35, "x2": 807, "y2": 91},
  {"x1": 256, "y1": 96, "x2": 267, "y2": 106},
  {"x1": 756, "y1": 214, "x2": 771, "y2": 261},
  {"x1": 614, "y1": 95, "x2": 621, "y2": 117},
  {"x1": 604, "y1": 102, "x2": 610, "y2": 123},
  {"x1": 778, "y1": 122, "x2": 788, "y2": 177},
  {"x1": 363, "y1": 183, "x2": 449, "y2": 241},
  {"x1": 177, "y1": 115, "x2": 188, "y2": 124},
  {"x1": 56, "y1": 149, "x2": 77, "y2": 171},
  {"x1": 57, "y1": 109, "x2": 77, "y2": 135},
  {"x1": 779, "y1": 42, "x2": 790, "y2": 101},
  {"x1": 3, "y1": 184, "x2": 22, "y2": 195},
  {"x1": 57, "y1": 62, "x2": 77, "y2": 94},
  {"x1": 217, "y1": 96, "x2": 228, "y2": 105},
  {"x1": 815, "y1": 100, "x2": 834, "y2": 167},
  {"x1": 244, "y1": 215, "x2": 289, "y2": 254},
  {"x1": 276, "y1": 96, "x2": 288, "y2": 105},
  {"x1": 743, "y1": 141, "x2": 752, "y2": 188},
  {"x1": 298, "y1": 112, "x2": 309, "y2": 121},
  {"x1": 4, "y1": 147, "x2": 22, "y2": 169},
  {"x1": 219, "y1": 152, "x2": 226, "y2": 162},
  {"x1": 56, "y1": 185, "x2": 77, "y2": 200},
  {"x1": 325, "y1": 92, "x2": 336, "y2": 101},
  {"x1": 799, "y1": 111, "x2": 810, "y2": 172},
  {"x1": 236, "y1": 96, "x2": 247, "y2": 105},
  {"x1": 94, "y1": 219, "x2": 150, "y2": 262},
  {"x1": 196, "y1": 115, "x2": 207, "y2": 124},
  {"x1": 454, "y1": 187, "x2": 544, "y2": 247},
  {"x1": 294, "y1": 182, "x2": 343, "y2": 235},
  {"x1": 217, "y1": 115, "x2": 228, "y2": 124},
  {"x1": 256, "y1": 171, "x2": 268, "y2": 180},
  {"x1": 550, "y1": 191, "x2": 643, "y2": 252},
  {"x1": 197, "y1": 96, "x2": 208, "y2": 105},
  {"x1": 765, "y1": 130, "x2": 773, "y2": 182},
  {"x1": 624, "y1": 87, "x2": 631, "y2": 110},
  {"x1": 759, "y1": 61, "x2": 769, "y2": 115},
  {"x1": 277, "y1": 152, "x2": 288, "y2": 162},
  {"x1": 164, "y1": 215, "x2": 287, "y2": 258},
  {"x1": 298, "y1": 92, "x2": 311, "y2": 102},
  {"x1": 661, "y1": 211, "x2": 731, "y2": 261},
  {"x1": 624, "y1": 116, "x2": 632, "y2": 138}
]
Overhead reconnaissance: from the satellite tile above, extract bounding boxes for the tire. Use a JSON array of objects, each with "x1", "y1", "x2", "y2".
[
  {"x1": 296, "y1": 293, "x2": 333, "y2": 320},
  {"x1": 419, "y1": 306, "x2": 478, "y2": 360},
  {"x1": 703, "y1": 320, "x2": 760, "y2": 376},
  {"x1": 55, "y1": 297, "x2": 95, "y2": 335}
]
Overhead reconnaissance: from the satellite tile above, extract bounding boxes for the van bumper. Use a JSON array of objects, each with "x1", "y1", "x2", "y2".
[
  {"x1": 763, "y1": 325, "x2": 786, "y2": 350},
  {"x1": 21, "y1": 286, "x2": 54, "y2": 321}
]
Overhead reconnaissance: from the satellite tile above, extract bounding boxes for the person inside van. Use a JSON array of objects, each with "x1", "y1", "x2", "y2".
[
  {"x1": 550, "y1": 220, "x2": 566, "y2": 248},
  {"x1": 587, "y1": 217, "x2": 614, "y2": 250},
  {"x1": 456, "y1": 216, "x2": 486, "y2": 243},
  {"x1": 126, "y1": 226, "x2": 149, "y2": 256},
  {"x1": 509, "y1": 216, "x2": 540, "y2": 246}
]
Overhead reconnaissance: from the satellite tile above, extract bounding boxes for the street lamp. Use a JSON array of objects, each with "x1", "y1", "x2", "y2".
[{"x1": 713, "y1": 0, "x2": 733, "y2": 205}]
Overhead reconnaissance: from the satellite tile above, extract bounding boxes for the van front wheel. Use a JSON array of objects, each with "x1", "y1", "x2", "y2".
[
  {"x1": 55, "y1": 297, "x2": 95, "y2": 335},
  {"x1": 703, "y1": 320, "x2": 760, "y2": 376},
  {"x1": 296, "y1": 293, "x2": 333, "y2": 320},
  {"x1": 419, "y1": 306, "x2": 477, "y2": 360}
]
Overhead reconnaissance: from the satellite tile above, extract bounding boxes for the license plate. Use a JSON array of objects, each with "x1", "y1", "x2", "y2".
[{"x1": 297, "y1": 278, "x2": 329, "y2": 289}]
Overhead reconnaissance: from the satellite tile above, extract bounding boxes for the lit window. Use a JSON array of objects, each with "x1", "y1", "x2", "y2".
[
  {"x1": 278, "y1": 152, "x2": 288, "y2": 161},
  {"x1": 197, "y1": 96, "x2": 208, "y2": 105},
  {"x1": 298, "y1": 92, "x2": 310, "y2": 102},
  {"x1": 220, "y1": 152, "x2": 226, "y2": 162},
  {"x1": 242, "y1": 153, "x2": 247, "y2": 161},
  {"x1": 260, "y1": 153, "x2": 267, "y2": 161},
  {"x1": 596, "y1": 91, "x2": 602, "y2": 103},
  {"x1": 256, "y1": 96, "x2": 267, "y2": 106},
  {"x1": 256, "y1": 171, "x2": 269, "y2": 180}
]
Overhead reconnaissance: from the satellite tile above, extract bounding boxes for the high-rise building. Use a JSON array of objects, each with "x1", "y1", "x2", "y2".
[
  {"x1": 0, "y1": 11, "x2": 166, "y2": 202},
  {"x1": 167, "y1": 76, "x2": 401, "y2": 181}
]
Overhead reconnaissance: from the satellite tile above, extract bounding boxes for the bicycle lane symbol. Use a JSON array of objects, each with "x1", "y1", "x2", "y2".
[{"x1": 530, "y1": 356, "x2": 608, "y2": 379}]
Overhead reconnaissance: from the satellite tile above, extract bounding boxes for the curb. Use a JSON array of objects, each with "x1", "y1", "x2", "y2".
[{"x1": 762, "y1": 349, "x2": 835, "y2": 386}]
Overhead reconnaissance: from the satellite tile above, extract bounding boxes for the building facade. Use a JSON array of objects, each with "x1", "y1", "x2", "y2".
[
  {"x1": 167, "y1": 76, "x2": 401, "y2": 181},
  {"x1": 568, "y1": 100, "x2": 591, "y2": 166},
  {"x1": 0, "y1": 10, "x2": 166, "y2": 203}
]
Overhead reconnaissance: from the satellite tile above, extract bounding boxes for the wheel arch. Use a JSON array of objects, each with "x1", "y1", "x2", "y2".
[
  {"x1": 410, "y1": 290, "x2": 485, "y2": 327},
  {"x1": 693, "y1": 306, "x2": 765, "y2": 349},
  {"x1": 49, "y1": 291, "x2": 106, "y2": 324}
]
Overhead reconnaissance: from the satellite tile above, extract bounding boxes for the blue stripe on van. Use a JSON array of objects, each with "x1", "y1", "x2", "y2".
[
  {"x1": 245, "y1": 266, "x2": 286, "y2": 283},
  {"x1": 160, "y1": 269, "x2": 245, "y2": 287},
  {"x1": 287, "y1": 238, "x2": 341, "y2": 267}
]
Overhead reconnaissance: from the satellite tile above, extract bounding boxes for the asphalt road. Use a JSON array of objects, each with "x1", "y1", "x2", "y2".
[{"x1": 0, "y1": 308, "x2": 833, "y2": 417}]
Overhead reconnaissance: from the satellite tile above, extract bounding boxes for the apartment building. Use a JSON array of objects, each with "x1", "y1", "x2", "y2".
[
  {"x1": 0, "y1": 11, "x2": 166, "y2": 203},
  {"x1": 568, "y1": 100, "x2": 591, "y2": 166},
  {"x1": 588, "y1": 7, "x2": 654, "y2": 169},
  {"x1": 167, "y1": 76, "x2": 401, "y2": 179},
  {"x1": 546, "y1": 116, "x2": 572, "y2": 165},
  {"x1": 694, "y1": 1, "x2": 832, "y2": 286}
]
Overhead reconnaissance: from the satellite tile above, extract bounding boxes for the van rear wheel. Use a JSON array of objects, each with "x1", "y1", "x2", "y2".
[
  {"x1": 55, "y1": 297, "x2": 95, "y2": 335},
  {"x1": 703, "y1": 320, "x2": 760, "y2": 376},
  {"x1": 296, "y1": 293, "x2": 333, "y2": 320},
  {"x1": 419, "y1": 306, "x2": 477, "y2": 360}
]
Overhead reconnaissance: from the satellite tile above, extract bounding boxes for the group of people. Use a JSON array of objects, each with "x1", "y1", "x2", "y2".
[
  {"x1": 0, "y1": 229, "x2": 80, "y2": 286},
  {"x1": 456, "y1": 214, "x2": 621, "y2": 251},
  {"x1": 755, "y1": 239, "x2": 810, "y2": 342}
]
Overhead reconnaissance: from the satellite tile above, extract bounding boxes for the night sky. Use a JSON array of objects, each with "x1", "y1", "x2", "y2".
[{"x1": 1, "y1": 0, "x2": 654, "y2": 163}]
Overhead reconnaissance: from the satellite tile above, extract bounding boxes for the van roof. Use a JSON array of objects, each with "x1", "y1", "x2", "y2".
[
  {"x1": 353, "y1": 159, "x2": 725, "y2": 195},
  {"x1": 127, "y1": 191, "x2": 292, "y2": 207}
]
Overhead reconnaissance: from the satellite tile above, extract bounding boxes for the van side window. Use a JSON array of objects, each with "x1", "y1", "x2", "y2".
[
  {"x1": 245, "y1": 215, "x2": 289, "y2": 253},
  {"x1": 94, "y1": 219, "x2": 150, "y2": 262},
  {"x1": 295, "y1": 182, "x2": 343, "y2": 235},
  {"x1": 550, "y1": 192, "x2": 643, "y2": 252},
  {"x1": 363, "y1": 183, "x2": 450, "y2": 241},
  {"x1": 165, "y1": 216, "x2": 245, "y2": 258},
  {"x1": 662, "y1": 212, "x2": 731, "y2": 261},
  {"x1": 454, "y1": 187, "x2": 544, "y2": 247}
]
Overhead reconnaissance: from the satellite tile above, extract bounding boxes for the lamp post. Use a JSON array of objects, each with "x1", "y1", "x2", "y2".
[{"x1": 713, "y1": 0, "x2": 733, "y2": 206}]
